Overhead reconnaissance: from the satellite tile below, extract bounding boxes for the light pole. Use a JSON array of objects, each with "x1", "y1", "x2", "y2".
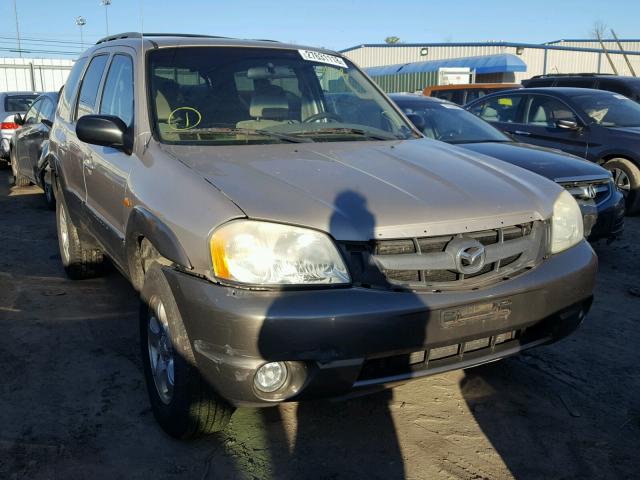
[
  {"x1": 12, "y1": 0, "x2": 22, "y2": 58},
  {"x1": 100, "y1": 0, "x2": 111, "y2": 35},
  {"x1": 76, "y1": 16, "x2": 87, "y2": 49}
]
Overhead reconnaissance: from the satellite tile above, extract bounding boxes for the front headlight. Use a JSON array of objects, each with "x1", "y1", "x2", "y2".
[
  {"x1": 550, "y1": 190, "x2": 584, "y2": 254},
  {"x1": 210, "y1": 220, "x2": 350, "y2": 285}
]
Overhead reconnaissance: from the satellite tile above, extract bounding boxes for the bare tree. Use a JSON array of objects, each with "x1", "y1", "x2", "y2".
[
  {"x1": 590, "y1": 21, "x2": 607, "y2": 39},
  {"x1": 384, "y1": 36, "x2": 400, "y2": 44}
]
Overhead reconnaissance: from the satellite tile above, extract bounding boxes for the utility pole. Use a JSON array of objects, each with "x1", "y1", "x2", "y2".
[
  {"x1": 101, "y1": 0, "x2": 112, "y2": 35},
  {"x1": 12, "y1": 0, "x2": 22, "y2": 58},
  {"x1": 611, "y1": 29, "x2": 636, "y2": 77},
  {"x1": 596, "y1": 31, "x2": 619, "y2": 75},
  {"x1": 76, "y1": 16, "x2": 87, "y2": 49}
]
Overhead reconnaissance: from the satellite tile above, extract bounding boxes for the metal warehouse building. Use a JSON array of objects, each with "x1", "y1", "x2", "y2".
[{"x1": 341, "y1": 39, "x2": 640, "y2": 92}]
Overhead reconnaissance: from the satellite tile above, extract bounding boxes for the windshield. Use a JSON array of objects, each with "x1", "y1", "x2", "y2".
[
  {"x1": 4, "y1": 94, "x2": 38, "y2": 113},
  {"x1": 572, "y1": 92, "x2": 640, "y2": 127},
  {"x1": 394, "y1": 98, "x2": 510, "y2": 144},
  {"x1": 148, "y1": 47, "x2": 416, "y2": 145}
]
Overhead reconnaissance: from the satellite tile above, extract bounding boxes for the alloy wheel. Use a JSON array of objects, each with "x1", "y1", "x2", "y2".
[
  {"x1": 612, "y1": 168, "x2": 631, "y2": 197},
  {"x1": 147, "y1": 297, "x2": 175, "y2": 405}
]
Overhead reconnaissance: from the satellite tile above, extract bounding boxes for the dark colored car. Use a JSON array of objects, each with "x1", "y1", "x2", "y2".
[
  {"x1": 10, "y1": 92, "x2": 58, "y2": 208},
  {"x1": 391, "y1": 93, "x2": 625, "y2": 241},
  {"x1": 0, "y1": 91, "x2": 40, "y2": 160},
  {"x1": 522, "y1": 74, "x2": 640, "y2": 102},
  {"x1": 465, "y1": 87, "x2": 640, "y2": 213}
]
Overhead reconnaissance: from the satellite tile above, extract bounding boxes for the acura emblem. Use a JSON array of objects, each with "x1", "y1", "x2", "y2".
[{"x1": 446, "y1": 238, "x2": 487, "y2": 275}]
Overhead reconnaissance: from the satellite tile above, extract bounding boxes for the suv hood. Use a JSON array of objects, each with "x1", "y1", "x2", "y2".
[
  {"x1": 460, "y1": 141, "x2": 608, "y2": 181},
  {"x1": 162, "y1": 139, "x2": 560, "y2": 241}
]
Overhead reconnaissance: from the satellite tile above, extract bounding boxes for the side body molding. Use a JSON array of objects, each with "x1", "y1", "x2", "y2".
[{"x1": 125, "y1": 206, "x2": 193, "y2": 270}]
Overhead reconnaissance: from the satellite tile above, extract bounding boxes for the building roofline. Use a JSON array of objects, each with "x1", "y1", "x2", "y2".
[
  {"x1": 339, "y1": 40, "x2": 640, "y2": 56},
  {"x1": 545, "y1": 38, "x2": 640, "y2": 44}
]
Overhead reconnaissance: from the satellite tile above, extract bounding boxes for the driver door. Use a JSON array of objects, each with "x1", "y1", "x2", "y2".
[
  {"x1": 82, "y1": 52, "x2": 135, "y2": 265},
  {"x1": 519, "y1": 94, "x2": 590, "y2": 158},
  {"x1": 15, "y1": 99, "x2": 42, "y2": 179}
]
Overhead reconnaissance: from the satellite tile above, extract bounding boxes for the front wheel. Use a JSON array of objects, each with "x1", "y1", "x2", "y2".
[
  {"x1": 140, "y1": 264, "x2": 233, "y2": 438},
  {"x1": 56, "y1": 197, "x2": 104, "y2": 279},
  {"x1": 604, "y1": 158, "x2": 640, "y2": 214}
]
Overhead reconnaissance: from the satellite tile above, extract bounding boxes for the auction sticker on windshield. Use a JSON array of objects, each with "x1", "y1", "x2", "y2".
[{"x1": 298, "y1": 49, "x2": 348, "y2": 68}]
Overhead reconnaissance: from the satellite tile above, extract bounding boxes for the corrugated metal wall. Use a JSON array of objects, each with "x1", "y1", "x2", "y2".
[
  {"x1": 344, "y1": 44, "x2": 640, "y2": 82},
  {"x1": 370, "y1": 71, "x2": 439, "y2": 93},
  {"x1": 0, "y1": 58, "x2": 73, "y2": 92}
]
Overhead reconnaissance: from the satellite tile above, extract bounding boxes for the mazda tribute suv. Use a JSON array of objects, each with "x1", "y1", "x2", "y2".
[{"x1": 48, "y1": 33, "x2": 597, "y2": 438}]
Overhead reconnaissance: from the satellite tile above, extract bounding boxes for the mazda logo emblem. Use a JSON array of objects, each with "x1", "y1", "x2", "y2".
[{"x1": 446, "y1": 238, "x2": 487, "y2": 275}]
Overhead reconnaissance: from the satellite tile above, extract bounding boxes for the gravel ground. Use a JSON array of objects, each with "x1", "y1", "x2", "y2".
[{"x1": 1, "y1": 168, "x2": 639, "y2": 480}]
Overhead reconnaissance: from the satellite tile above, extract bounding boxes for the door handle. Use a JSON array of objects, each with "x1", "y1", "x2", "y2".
[
  {"x1": 512, "y1": 130, "x2": 531, "y2": 136},
  {"x1": 83, "y1": 154, "x2": 95, "y2": 171}
]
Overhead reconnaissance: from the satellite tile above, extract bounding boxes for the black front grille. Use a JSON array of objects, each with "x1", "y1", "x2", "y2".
[
  {"x1": 371, "y1": 223, "x2": 534, "y2": 286},
  {"x1": 562, "y1": 179, "x2": 611, "y2": 206}
]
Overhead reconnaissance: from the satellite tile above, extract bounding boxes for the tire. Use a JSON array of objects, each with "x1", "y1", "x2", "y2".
[
  {"x1": 604, "y1": 158, "x2": 640, "y2": 214},
  {"x1": 10, "y1": 151, "x2": 29, "y2": 187},
  {"x1": 140, "y1": 264, "x2": 233, "y2": 438},
  {"x1": 55, "y1": 195, "x2": 104, "y2": 279},
  {"x1": 42, "y1": 174, "x2": 56, "y2": 210}
]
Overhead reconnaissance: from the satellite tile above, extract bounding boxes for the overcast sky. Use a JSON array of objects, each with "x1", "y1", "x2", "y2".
[{"x1": 0, "y1": 0, "x2": 638, "y2": 56}]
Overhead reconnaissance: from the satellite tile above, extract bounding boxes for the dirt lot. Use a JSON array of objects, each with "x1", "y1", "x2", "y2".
[{"x1": 1, "y1": 168, "x2": 639, "y2": 480}]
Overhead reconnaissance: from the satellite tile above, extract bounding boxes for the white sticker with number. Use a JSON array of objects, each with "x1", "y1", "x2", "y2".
[{"x1": 298, "y1": 49, "x2": 348, "y2": 68}]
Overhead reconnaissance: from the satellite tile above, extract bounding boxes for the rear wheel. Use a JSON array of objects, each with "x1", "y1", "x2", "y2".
[
  {"x1": 140, "y1": 264, "x2": 233, "y2": 438},
  {"x1": 42, "y1": 173, "x2": 55, "y2": 210},
  {"x1": 10, "y1": 150, "x2": 29, "y2": 187},
  {"x1": 56, "y1": 196, "x2": 104, "y2": 279},
  {"x1": 604, "y1": 158, "x2": 640, "y2": 214}
]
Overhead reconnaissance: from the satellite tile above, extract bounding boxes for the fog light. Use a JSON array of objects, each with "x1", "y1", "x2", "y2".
[{"x1": 254, "y1": 362, "x2": 288, "y2": 393}]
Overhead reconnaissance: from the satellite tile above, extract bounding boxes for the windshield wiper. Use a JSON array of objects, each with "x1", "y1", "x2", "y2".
[
  {"x1": 168, "y1": 127, "x2": 312, "y2": 143},
  {"x1": 293, "y1": 127, "x2": 401, "y2": 141}
]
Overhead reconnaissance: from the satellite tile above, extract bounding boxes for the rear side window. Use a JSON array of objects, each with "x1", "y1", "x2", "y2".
[
  {"x1": 468, "y1": 95, "x2": 524, "y2": 123},
  {"x1": 58, "y1": 57, "x2": 87, "y2": 121},
  {"x1": 99, "y1": 55, "x2": 134, "y2": 126},
  {"x1": 555, "y1": 78, "x2": 595, "y2": 88},
  {"x1": 76, "y1": 55, "x2": 109, "y2": 120},
  {"x1": 597, "y1": 79, "x2": 633, "y2": 98},
  {"x1": 523, "y1": 78, "x2": 554, "y2": 88},
  {"x1": 4, "y1": 95, "x2": 37, "y2": 113}
]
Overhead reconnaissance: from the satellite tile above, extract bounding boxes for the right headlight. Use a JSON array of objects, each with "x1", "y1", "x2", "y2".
[
  {"x1": 550, "y1": 190, "x2": 584, "y2": 254},
  {"x1": 210, "y1": 220, "x2": 350, "y2": 286}
]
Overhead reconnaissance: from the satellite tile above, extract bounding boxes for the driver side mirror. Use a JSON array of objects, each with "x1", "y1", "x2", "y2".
[
  {"x1": 76, "y1": 115, "x2": 133, "y2": 154},
  {"x1": 14, "y1": 113, "x2": 24, "y2": 126},
  {"x1": 556, "y1": 119, "x2": 580, "y2": 130}
]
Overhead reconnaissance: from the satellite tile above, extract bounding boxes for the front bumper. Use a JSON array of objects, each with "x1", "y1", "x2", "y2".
[
  {"x1": 163, "y1": 240, "x2": 597, "y2": 407},
  {"x1": 582, "y1": 189, "x2": 625, "y2": 241}
]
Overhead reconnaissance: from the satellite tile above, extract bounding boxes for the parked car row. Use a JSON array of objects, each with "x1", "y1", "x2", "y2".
[
  {"x1": 391, "y1": 93, "x2": 625, "y2": 241},
  {"x1": 465, "y1": 87, "x2": 640, "y2": 213},
  {"x1": 10, "y1": 92, "x2": 59, "y2": 209},
  {"x1": 7, "y1": 34, "x2": 598, "y2": 439}
]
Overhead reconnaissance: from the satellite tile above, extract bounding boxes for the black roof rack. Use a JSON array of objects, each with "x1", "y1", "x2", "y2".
[
  {"x1": 529, "y1": 73, "x2": 615, "y2": 79},
  {"x1": 96, "y1": 32, "x2": 230, "y2": 45}
]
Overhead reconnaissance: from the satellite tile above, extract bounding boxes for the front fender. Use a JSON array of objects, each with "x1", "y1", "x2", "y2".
[{"x1": 125, "y1": 206, "x2": 193, "y2": 271}]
